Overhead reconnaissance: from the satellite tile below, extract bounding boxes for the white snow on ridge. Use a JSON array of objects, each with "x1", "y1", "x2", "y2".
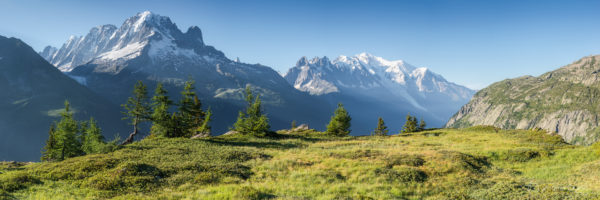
[{"x1": 99, "y1": 41, "x2": 146, "y2": 61}]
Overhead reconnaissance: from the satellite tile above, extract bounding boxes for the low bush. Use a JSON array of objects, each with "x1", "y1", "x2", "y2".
[
  {"x1": 385, "y1": 154, "x2": 425, "y2": 167},
  {"x1": 375, "y1": 166, "x2": 427, "y2": 183},
  {"x1": 0, "y1": 171, "x2": 41, "y2": 192}
]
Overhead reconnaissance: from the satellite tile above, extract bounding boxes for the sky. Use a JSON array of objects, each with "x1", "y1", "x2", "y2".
[{"x1": 1, "y1": 0, "x2": 599, "y2": 90}]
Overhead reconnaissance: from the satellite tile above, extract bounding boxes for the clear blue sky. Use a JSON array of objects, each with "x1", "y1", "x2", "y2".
[{"x1": 1, "y1": 0, "x2": 599, "y2": 89}]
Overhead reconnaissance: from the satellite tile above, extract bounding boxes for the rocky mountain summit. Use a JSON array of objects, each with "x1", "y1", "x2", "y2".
[
  {"x1": 41, "y1": 11, "x2": 330, "y2": 133},
  {"x1": 284, "y1": 53, "x2": 475, "y2": 127},
  {"x1": 447, "y1": 55, "x2": 600, "y2": 144}
]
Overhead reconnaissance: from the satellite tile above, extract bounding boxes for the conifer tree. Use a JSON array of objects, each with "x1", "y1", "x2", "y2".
[
  {"x1": 373, "y1": 117, "x2": 389, "y2": 136},
  {"x1": 401, "y1": 113, "x2": 418, "y2": 133},
  {"x1": 232, "y1": 86, "x2": 271, "y2": 137},
  {"x1": 82, "y1": 117, "x2": 105, "y2": 154},
  {"x1": 150, "y1": 83, "x2": 173, "y2": 137},
  {"x1": 326, "y1": 103, "x2": 352, "y2": 136},
  {"x1": 418, "y1": 118, "x2": 427, "y2": 131},
  {"x1": 197, "y1": 108, "x2": 212, "y2": 136},
  {"x1": 178, "y1": 80, "x2": 207, "y2": 137},
  {"x1": 121, "y1": 81, "x2": 151, "y2": 145},
  {"x1": 291, "y1": 120, "x2": 297, "y2": 129},
  {"x1": 55, "y1": 100, "x2": 82, "y2": 160},
  {"x1": 41, "y1": 123, "x2": 57, "y2": 161}
]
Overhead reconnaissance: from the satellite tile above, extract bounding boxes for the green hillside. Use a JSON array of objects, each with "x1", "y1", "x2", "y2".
[
  {"x1": 447, "y1": 55, "x2": 600, "y2": 145},
  {"x1": 2, "y1": 127, "x2": 600, "y2": 199}
]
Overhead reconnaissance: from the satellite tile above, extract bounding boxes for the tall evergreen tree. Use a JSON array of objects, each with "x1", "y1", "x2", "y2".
[
  {"x1": 121, "y1": 81, "x2": 151, "y2": 145},
  {"x1": 326, "y1": 103, "x2": 352, "y2": 136},
  {"x1": 418, "y1": 118, "x2": 427, "y2": 131},
  {"x1": 82, "y1": 117, "x2": 105, "y2": 154},
  {"x1": 150, "y1": 83, "x2": 173, "y2": 137},
  {"x1": 41, "y1": 123, "x2": 57, "y2": 161},
  {"x1": 401, "y1": 113, "x2": 419, "y2": 133},
  {"x1": 373, "y1": 117, "x2": 389, "y2": 136},
  {"x1": 232, "y1": 86, "x2": 271, "y2": 137},
  {"x1": 178, "y1": 80, "x2": 206, "y2": 137},
  {"x1": 55, "y1": 100, "x2": 82, "y2": 160}
]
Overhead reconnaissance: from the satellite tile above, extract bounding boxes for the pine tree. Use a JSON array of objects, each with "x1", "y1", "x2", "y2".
[
  {"x1": 291, "y1": 120, "x2": 297, "y2": 129},
  {"x1": 232, "y1": 86, "x2": 271, "y2": 137},
  {"x1": 401, "y1": 113, "x2": 418, "y2": 133},
  {"x1": 373, "y1": 117, "x2": 389, "y2": 136},
  {"x1": 418, "y1": 118, "x2": 427, "y2": 131},
  {"x1": 178, "y1": 80, "x2": 207, "y2": 137},
  {"x1": 121, "y1": 81, "x2": 151, "y2": 145},
  {"x1": 150, "y1": 83, "x2": 173, "y2": 137},
  {"x1": 82, "y1": 117, "x2": 105, "y2": 154},
  {"x1": 55, "y1": 100, "x2": 82, "y2": 160},
  {"x1": 326, "y1": 103, "x2": 352, "y2": 136},
  {"x1": 196, "y1": 108, "x2": 212, "y2": 136},
  {"x1": 41, "y1": 123, "x2": 57, "y2": 161}
]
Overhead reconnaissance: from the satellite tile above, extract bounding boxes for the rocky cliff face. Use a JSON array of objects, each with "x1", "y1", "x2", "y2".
[{"x1": 447, "y1": 55, "x2": 600, "y2": 144}]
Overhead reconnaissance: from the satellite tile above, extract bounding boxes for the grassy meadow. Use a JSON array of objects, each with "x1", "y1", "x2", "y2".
[{"x1": 1, "y1": 126, "x2": 600, "y2": 199}]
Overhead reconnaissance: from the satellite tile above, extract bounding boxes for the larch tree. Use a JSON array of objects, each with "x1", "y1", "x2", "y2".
[{"x1": 121, "y1": 81, "x2": 151, "y2": 145}]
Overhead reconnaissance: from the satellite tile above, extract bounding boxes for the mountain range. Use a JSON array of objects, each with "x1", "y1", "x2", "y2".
[
  {"x1": 284, "y1": 53, "x2": 475, "y2": 129},
  {"x1": 1, "y1": 11, "x2": 475, "y2": 161}
]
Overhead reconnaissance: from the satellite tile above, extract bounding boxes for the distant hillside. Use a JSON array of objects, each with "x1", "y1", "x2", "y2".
[
  {"x1": 1, "y1": 128, "x2": 598, "y2": 199},
  {"x1": 447, "y1": 55, "x2": 600, "y2": 144},
  {"x1": 0, "y1": 35, "x2": 127, "y2": 161}
]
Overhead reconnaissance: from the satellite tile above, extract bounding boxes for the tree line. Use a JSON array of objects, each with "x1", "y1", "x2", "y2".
[{"x1": 42, "y1": 80, "x2": 427, "y2": 161}]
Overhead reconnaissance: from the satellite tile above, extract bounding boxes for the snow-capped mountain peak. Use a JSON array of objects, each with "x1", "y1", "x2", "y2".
[
  {"x1": 284, "y1": 53, "x2": 475, "y2": 105},
  {"x1": 40, "y1": 11, "x2": 214, "y2": 72}
]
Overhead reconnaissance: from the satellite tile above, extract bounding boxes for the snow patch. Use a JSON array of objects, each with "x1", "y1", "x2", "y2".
[
  {"x1": 148, "y1": 36, "x2": 199, "y2": 62},
  {"x1": 98, "y1": 41, "x2": 146, "y2": 60}
]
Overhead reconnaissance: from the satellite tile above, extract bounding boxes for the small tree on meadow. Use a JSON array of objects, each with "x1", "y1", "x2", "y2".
[
  {"x1": 41, "y1": 123, "x2": 57, "y2": 161},
  {"x1": 232, "y1": 86, "x2": 271, "y2": 137},
  {"x1": 401, "y1": 113, "x2": 418, "y2": 134},
  {"x1": 121, "y1": 81, "x2": 151, "y2": 145},
  {"x1": 177, "y1": 80, "x2": 208, "y2": 137},
  {"x1": 150, "y1": 83, "x2": 174, "y2": 137},
  {"x1": 55, "y1": 100, "x2": 82, "y2": 160},
  {"x1": 81, "y1": 117, "x2": 105, "y2": 154},
  {"x1": 372, "y1": 117, "x2": 389, "y2": 136},
  {"x1": 418, "y1": 118, "x2": 427, "y2": 131},
  {"x1": 326, "y1": 103, "x2": 351, "y2": 136},
  {"x1": 291, "y1": 120, "x2": 297, "y2": 129}
]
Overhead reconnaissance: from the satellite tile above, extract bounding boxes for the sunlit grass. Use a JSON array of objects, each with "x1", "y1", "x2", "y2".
[{"x1": 1, "y1": 126, "x2": 599, "y2": 199}]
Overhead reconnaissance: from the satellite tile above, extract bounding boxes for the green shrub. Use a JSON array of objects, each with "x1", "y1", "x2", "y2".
[
  {"x1": 438, "y1": 151, "x2": 489, "y2": 173},
  {"x1": 491, "y1": 148, "x2": 551, "y2": 162},
  {"x1": 385, "y1": 154, "x2": 425, "y2": 167},
  {"x1": 330, "y1": 149, "x2": 382, "y2": 159},
  {"x1": 233, "y1": 186, "x2": 273, "y2": 200},
  {"x1": 375, "y1": 166, "x2": 427, "y2": 183},
  {"x1": 0, "y1": 171, "x2": 41, "y2": 192},
  {"x1": 194, "y1": 172, "x2": 219, "y2": 184},
  {"x1": 83, "y1": 162, "x2": 163, "y2": 191}
]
